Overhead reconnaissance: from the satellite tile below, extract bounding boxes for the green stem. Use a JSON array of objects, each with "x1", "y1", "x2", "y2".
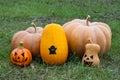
[
  {"x1": 18, "y1": 41, "x2": 24, "y2": 48},
  {"x1": 31, "y1": 22, "x2": 37, "y2": 33}
]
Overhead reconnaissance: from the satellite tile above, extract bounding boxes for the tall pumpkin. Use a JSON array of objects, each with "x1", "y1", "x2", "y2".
[
  {"x1": 40, "y1": 23, "x2": 68, "y2": 65},
  {"x1": 63, "y1": 15, "x2": 112, "y2": 58},
  {"x1": 11, "y1": 22, "x2": 43, "y2": 57}
]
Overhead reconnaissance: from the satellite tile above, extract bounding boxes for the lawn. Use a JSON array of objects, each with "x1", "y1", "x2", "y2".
[{"x1": 0, "y1": 0, "x2": 120, "y2": 80}]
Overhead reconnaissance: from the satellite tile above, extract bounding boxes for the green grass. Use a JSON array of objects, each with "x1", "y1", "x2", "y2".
[{"x1": 0, "y1": 0, "x2": 120, "y2": 80}]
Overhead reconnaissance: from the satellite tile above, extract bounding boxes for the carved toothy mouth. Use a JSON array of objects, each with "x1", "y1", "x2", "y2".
[
  {"x1": 13, "y1": 57, "x2": 20, "y2": 62},
  {"x1": 13, "y1": 58, "x2": 28, "y2": 62},
  {"x1": 13, "y1": 59, "x2": 18, "y2": 62},
  {"x1": 84, "y1": 60, "x2": 93, "y2": 66}
]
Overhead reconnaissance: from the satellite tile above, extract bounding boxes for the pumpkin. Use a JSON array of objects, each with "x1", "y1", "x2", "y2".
[
  {"x1": 63, "y1": 15, "x2": 112, "y2": 58},
  {"x1": 26, "y1": 22, "x2": 43, "y2": 33},
  {"x1": 82, "y1": 38, "x2": 100, "y2": 66},
  {"x1": 40, "y1": 23, "x2": 68, "y2": 65},
  {"x1": 11, "y1": 22, "x2": 43, "y2": 57},
  {"x1": 10, "y1": 41, "x2": 32, "y2": 66}
]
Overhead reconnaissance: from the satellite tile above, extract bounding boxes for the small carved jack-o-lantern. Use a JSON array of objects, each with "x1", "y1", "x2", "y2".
[
  {"x1": 10, "y1": 41, "x2": 32, "y2": 66},
  {"x1": 82, "y1": 39, "x2": 100, "y2": 66}
]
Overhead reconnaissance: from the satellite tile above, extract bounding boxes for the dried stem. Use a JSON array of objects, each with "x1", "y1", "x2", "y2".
[
  {"x1": 31, "y1": 22, "x2": 37, "y2": 33},
  {"x1": 86, "y1": 15, "x2": 91, "y2": 26}
]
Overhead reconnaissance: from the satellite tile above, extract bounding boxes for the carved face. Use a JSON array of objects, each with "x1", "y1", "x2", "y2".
[
  {"x1": 10, "y1": 48, "x2": 32, "y2": 66},
  {"x1": 82, "y1": 53, "x2": 94, "y2": 66},
  {"x1": 82, "y1": 50, "x2": 100, "y2": 66},
  {"x1": 82, "y1": 43, "x2": 100, "y2": 66}
]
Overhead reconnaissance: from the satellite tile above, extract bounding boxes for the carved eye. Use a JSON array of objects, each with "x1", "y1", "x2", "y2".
[
  {"x1": 14, "y1": 52, "x2": 17, "y2": 56},
  {"x1": 90, "y1": 55, "x2": 93, "y2": 59},
  {"x1": 18, "y1": 56, "x2": 20, "y2": 59},
  {"x1": 86, "y1": 58, "x2": 89, "y2": 60},
  {"x1": 24, "y1": 58, "x2": 28, "y2": 61},
  {"x1": 84, "y1": 54, "x2": 87, "y2": 57},
  {"x1": 21, "y1": 53, "x2": 24, "y2": 57}
]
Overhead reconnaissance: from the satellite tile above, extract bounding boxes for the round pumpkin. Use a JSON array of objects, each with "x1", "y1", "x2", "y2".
[
  {"x1": 63, "y1": 15, "x2": 112, "y2": 58},
  {"x1": 11, "y1": 22, "x2": 43, "y2": 57},
  {"x1": 10, "y1": 41, "x2": 32, "y2": 66},
  {"x1": 40, "y1": 23, "x2": 68, "y2": 65}
]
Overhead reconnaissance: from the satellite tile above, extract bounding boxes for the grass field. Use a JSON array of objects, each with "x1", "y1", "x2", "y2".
[{"x1": 0, "y1": 0, "x2": 120, "y2": 80}]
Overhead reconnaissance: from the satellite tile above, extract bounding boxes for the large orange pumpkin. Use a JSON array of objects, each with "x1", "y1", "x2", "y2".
[
  {"x1": 10, "y1": 41, "x2": 32, "y2": 66},
  {"x1": 40, "y1": 23, "x2": 68, "y2": 65},
  {"x1": 11, "y1": 22, "x2": 43, "y2": 57},
  {"x1": 63, "y1": 15, "x2": 112, "y2": 58}
]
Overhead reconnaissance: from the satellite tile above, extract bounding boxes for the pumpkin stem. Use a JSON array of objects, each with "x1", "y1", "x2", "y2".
[
  {"x1": 18, "y1": 41, "x2": 24, "y2": 48},
  {"x1": 86, "y1": 15, "x2": 90, "y2": 26},
  {"x1": 31, "y1": 22, "x2": 37, "y2": 33}
]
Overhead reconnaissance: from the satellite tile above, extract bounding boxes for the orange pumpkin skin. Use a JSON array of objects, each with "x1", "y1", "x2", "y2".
[
  {"x1": 63, "y1": 15, "x2": 112, "y2": 58},
  {"x1": 10, "y1": 42, "x2": 32, "y2": 66},
  {"x1": 11, "y1": 23, "x2": 43, "y2": 57},
  {"x1": 40, "y1": 23, "x2": 68, "y2": 65}
]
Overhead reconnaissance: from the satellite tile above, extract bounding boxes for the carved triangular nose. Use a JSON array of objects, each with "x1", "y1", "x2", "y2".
[{"x1": 86, "y1": 58, "x2": 89, "y2": 60}]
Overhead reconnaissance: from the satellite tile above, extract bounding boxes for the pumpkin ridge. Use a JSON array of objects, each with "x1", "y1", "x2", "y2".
[
  {"x1": 71, "y1": 26, "x2": 85, "y2": 56},
  {"x1": 98, "y1": 22, "x2": 112, "y2": 36},
  {"x1": 96, "y1": 25, "x2": 111, "y2": 52},
  {"x1": 29, "y1": 34, "x2": 34, "y2": 55},
  {"x1": 31, "y1": 33, "x2": 41, "y2": 56},
  {"x1": 11, "y1": 31, "x2": 28, "y2": 49},
  {"x1": 15, "y1": 34, "x2": 30, "y2": 54},
  {"x1": 90, "y1": 26, "x2": 97, "y2": 43},
  {"x1": 94, "y1": 27, "x2": 106, "y2": 55}
]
